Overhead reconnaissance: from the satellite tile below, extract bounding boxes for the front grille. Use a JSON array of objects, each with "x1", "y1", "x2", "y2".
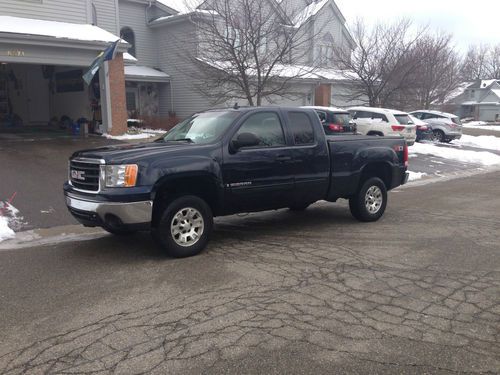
[{"x1": 70, "y1": 160, "x2": 101, "y2": 192}]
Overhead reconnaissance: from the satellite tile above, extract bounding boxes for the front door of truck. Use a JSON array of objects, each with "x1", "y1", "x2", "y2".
[{"x1": 222, "y1": 110, "x2": 295, "y2": 213}]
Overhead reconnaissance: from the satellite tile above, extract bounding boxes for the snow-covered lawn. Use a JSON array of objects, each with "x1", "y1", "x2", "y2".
[
  {"x1": 451, "y1": 135, "x2": 500, "y2": 151},
  {"x1": 463, "y1": 122, "x2": 500, "y2": 132},
  {"x1": 410, "y1": 142, "x2": 500, "y2": 166}
]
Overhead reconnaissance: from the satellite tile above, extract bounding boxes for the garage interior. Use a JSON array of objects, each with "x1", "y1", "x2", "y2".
[{"x1": 0, "y1": 62, "x2": 103, "y2": 138}]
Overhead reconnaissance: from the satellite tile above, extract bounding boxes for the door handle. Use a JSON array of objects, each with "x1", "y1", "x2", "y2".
[{"x1": 275, "y1": 155, "x2": 292, "y2": 162}]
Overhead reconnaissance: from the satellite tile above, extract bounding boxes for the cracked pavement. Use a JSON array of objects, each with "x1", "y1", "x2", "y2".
[{"x1": 0, "y1": 172, "x2": 499, "y2": 374}]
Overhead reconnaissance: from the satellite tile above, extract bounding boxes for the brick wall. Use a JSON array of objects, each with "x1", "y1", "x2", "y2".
[
  {"x1": 107, "y1": 53, "x2": 127, "y2": 135},
  {"x1": 315, "y1": 84, "x2": 332, "y2": 107}
]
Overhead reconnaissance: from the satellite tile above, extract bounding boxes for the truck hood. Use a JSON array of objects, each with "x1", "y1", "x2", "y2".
[{"x1": 71, "y1": 140, "x2": 201, "y2": 164}]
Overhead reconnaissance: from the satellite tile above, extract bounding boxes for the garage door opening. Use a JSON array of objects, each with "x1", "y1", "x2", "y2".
[{"x1": 0, "y1": 62, "x2": 104, "y2": 139}]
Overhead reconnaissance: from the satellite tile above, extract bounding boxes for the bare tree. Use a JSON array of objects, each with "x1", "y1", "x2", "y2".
[
  {"x1": 486, "y1": 44, "x2": 500, "y2": 78},
  {"x1": 460, "y1": 44, "x2": 491, "y2": 80},
  {"x1": 409, "y1": 33, "x2": 462, "y2": 109},
  {"x1": 176, "y1": 0, "x2": 324, "y2": 106},
  {"x1": 333, "y1": 18, "x2": 426, "y2": 107}
]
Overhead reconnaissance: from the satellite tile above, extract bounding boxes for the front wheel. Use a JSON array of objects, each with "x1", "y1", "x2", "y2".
[
  {"x1": 153, "y1": 195, "x2": 213, "y2": 258},
  {"x1": 349, "y1": 177, "x2": 387, "y2": 222}
]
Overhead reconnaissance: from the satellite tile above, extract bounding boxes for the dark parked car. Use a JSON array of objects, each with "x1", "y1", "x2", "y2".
[
  {"x1": 64, "y1": 106, "x2": 408, "y2": 258},
  {"x1": 302, "y1": 106, "x2": 356, "y2": 134},
  {"x1": 409, "y1": 114, "x2": 433, "y2": 142}
]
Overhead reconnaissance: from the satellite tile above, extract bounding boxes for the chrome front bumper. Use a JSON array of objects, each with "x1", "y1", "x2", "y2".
[{"x1": 65, "y1": 193, "x2": 153, "y2": 225}]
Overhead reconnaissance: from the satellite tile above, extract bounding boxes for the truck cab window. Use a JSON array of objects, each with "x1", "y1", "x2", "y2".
[
  {"x1": 234, "y1": 112, "x2": 285, "y2": 147},
  {"x1": 288, "y1": 112, "x2": 315, "y2": 145}
]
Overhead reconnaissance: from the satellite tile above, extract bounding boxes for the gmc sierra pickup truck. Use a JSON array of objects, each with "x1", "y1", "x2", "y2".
[{"x1": 64, "y1": 107, "x2": 409, "y2": 257}]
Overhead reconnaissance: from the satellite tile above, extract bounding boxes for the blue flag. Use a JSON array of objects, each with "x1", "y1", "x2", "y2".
[{"x1": 83, "y1": 39, "x2": 121, "y2": 85}]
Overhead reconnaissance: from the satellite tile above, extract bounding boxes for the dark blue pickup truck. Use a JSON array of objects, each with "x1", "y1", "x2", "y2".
[{"x1": 64, "y1": 106, "x2": 409, "y2": 257}]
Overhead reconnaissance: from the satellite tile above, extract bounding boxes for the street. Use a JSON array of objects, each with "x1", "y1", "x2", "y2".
[{"x1": 0, "y1": 171, "x2": 499, "y2": 374}]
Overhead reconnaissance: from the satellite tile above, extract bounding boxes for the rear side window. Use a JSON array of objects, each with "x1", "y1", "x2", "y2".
[
  {"x1": 422, "y1": 113, "x2": 437, "y2": 120},
  {"x1": 287, "y1": 112, "x2": 315, "y2": 145},
  {"x1": 235, "y1": 112, "x2": 285, "y2": 147},
  {"x1": 331, "y1": 113, "x2": 350, "y2": 126},
  {"x1": 354, "y1": 111, "x2": 371, "y2": 119},
  {"x1": 394, "y1": 114, "x2": 412, "y2": 125},
  {"x1": 315, "y1": 110, "x2": 327, "y2": 124},
  {"x1": 372, "y1": 112, "x2": 388, "y2": 122}
]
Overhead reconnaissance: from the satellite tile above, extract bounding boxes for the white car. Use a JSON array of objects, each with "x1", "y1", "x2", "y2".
[{"x1": 348, "y1": 107, "x2": 417, "y2": 145}]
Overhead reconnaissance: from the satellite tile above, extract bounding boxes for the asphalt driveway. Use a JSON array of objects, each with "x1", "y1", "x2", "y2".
[
  {"x1": 0, "y1": 136, "x2": 122, "y2": 230},
  {"x1": 0, "y1": 172, "x2": 498, "y2": 374}
]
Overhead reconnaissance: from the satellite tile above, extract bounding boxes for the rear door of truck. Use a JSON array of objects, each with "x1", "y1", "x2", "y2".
[{"x1": 282, "y1": 109, "x2": 330, "y2": 205}]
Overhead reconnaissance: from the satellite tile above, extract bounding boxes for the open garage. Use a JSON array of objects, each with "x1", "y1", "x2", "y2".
[{"x1": 0, "y1": 16, "x2": 128, "y2": 139}]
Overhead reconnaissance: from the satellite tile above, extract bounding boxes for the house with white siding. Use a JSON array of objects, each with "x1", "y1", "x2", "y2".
[
  {"x1": 445, "y1": 79, "x2": 500, "y2": 122},
  {"x1": 0, "y1": 0, "x2": 355, "y2": 135}
]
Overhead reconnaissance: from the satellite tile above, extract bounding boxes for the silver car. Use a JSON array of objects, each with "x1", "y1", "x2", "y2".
[{"x1": 409, "y1": 110, "x2": 462, "y2": 143}]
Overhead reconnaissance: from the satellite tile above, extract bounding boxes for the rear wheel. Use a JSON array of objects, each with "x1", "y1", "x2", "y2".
[
  {"x1": 432, "y1": 129, "x2": 445, "y2": 143},
  {"x1": 153, "y1": 195, "x2": 213, "y2": 258},
  {"x1": 349, "y1": 177, "x2": 387, "y2": 222}
]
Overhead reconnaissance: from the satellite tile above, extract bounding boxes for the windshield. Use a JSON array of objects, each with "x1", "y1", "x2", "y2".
[
  {"x1": 395, "y1": 114, "x2": 414, "y2": 125},
  {"x1": 162, "y1": 111, "x2": 240, "y2": 144},
  {"x1": 331, "y1": 113, "x2": 351, "y2": 126},
  {"x1": 451, "y1": 117, "x2": 462, "y2": 125}
]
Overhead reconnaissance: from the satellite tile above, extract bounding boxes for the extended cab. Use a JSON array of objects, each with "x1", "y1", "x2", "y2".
[{"x1": 64, "y1": 107, "x2": 409, "y2": 257}]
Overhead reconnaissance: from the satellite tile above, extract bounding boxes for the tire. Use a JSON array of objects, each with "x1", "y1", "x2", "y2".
[
  {"x1": 349, "y1": 177, "x2": 387, "y2": 222},
  {"x1": 432, "y1": 130, "x2": 445, "y2": 143},
  {"x1": 153, "y1": 195, "x2": 213, "y2": 258},
  {"x1": 289, "y1": 203, "x2": 310, "y2": 211}
]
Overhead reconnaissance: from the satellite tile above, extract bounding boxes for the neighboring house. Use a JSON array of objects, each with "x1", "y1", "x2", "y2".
[
  {"x1": 445, "y1": 79, "x2": 500, "y2": 122},
  {"x1": 0, "y1": 0, "x2": 356, "y2": 135}
]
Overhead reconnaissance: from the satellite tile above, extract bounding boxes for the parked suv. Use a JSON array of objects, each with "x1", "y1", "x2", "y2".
[
  {"x1": 301, "y1": 106, "x2": 356, "y2": 134},
  {"x1": 348, "y1": 107, "x2": 417, "y2": 145},
  {"x1": 409, "y1": 110, "x2": 462, "y2": 143}
]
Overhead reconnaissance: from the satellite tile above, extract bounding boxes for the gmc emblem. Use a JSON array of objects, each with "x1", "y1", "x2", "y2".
[{"x1": 71, "y1": 170, "x2": 85, "y2": 181}]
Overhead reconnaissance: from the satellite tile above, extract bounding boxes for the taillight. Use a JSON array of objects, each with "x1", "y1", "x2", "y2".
[
  {"x1": 417, "y1": 125, "x2": 428, "y2": 131},
  {"x1": 328, "y1": 124, "x2": 344, "y2": 132},
  {"x1": 393, "y1": 144, "x2": 409, "y2": 168},
  {"x1": 391, "y1": 125, "x2": 405, "y2": 132}
]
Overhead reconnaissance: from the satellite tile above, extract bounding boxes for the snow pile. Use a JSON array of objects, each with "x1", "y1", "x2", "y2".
[
  {"x1": 104, "y1": 128, "x2": 165, "y2": 140},
  {"x1": 410, "y1": 142, "x2": 500, "y2": 166},
  {"x1": 452, "y1": 135, "x2": 500, "y2": 151},
  {"x1": 0, "y1": 202, "x2": 24, "y2": 243},
  {"x1": 0, "y1": 216, "x2": 15, "y2": 243},
  {"x1": 408, "y1": 171, "x2": 427, "y2": 181}
]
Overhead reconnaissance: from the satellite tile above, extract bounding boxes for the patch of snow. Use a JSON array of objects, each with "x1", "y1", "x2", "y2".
[
  {"x1": 410, "y1": 142, "x2": 500, "y2": 166},
  {"x1": 104, "y1": 132, "x2": 160, "y2": 140},
  {"x1": 451, "y1": 135, "x2": 500, "y2": 151},
  {"x1": 408, "y1": 171, "x2": 427, "y2": 181},
  {"x1": 123, "y1": 52, "x2": 138, "y2": 62},
  {"x1": 0, "y1": 216, "x2": 15, "y2": 243},
  {"x1": 0, "y1": 16, "x2": 122, "y2": 44},
  {"x1": 124, "y1": 66, "x2": 170, "y2": 79},
  {"x1": 463, "y1": 122, "x2": 500, "y2": 131}
]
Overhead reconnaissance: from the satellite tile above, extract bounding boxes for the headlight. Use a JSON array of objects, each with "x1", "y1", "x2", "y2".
[{"x1": 104, "y1": 164, "x2": 138, "y2": 187}]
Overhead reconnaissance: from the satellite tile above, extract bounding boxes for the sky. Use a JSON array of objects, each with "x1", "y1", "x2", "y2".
[{"x1": 335, "y1": 0, "x2": 500, "y2": 53}]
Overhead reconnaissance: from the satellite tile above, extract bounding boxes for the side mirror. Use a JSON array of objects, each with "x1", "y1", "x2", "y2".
[{"x1": 231, "y1": 132, "x2": 260, "y2": 150}]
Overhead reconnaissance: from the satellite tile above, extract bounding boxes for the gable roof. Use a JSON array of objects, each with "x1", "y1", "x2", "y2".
[{"x1": 292, "y1": 0, "x2": 329, "y2": 28}]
